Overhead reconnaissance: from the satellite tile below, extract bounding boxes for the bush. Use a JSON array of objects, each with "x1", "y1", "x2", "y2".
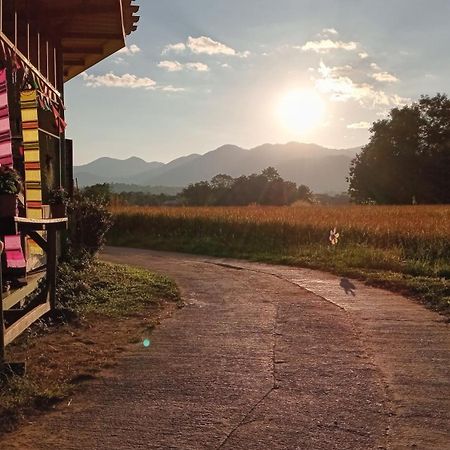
[
  {"x1": 66, "y1": 193, "x2": 113, "y2": 257},
  {"x1": 0, "y1": 166, "x2": 22, "y2": 195}
]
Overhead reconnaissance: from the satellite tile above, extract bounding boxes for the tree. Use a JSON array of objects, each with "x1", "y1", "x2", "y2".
[
  {"x1": 348, "y1": 94, "x2": 450, "y2": 204},
  {"x1": 82, "y1": 183, "x2": 111, "y2": 205},
  {"x1": 261, "y1": 167, "x2": 282, "y2": 182},
  {"x1": 297, "y1": 184, "x2": 313, "y2": 202},
  {"x1": 181, "y1": 181, "x2": 213, "y2": 206}
]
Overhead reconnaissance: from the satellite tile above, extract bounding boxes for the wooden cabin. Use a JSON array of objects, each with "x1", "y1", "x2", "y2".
[{"x1": 0, "y1": 0, "x2": 139, "y2": 366}]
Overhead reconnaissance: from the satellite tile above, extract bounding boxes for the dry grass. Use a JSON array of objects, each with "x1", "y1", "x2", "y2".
[{"x1": 109, "y1": 205, "x2": 450, "y2": 311}]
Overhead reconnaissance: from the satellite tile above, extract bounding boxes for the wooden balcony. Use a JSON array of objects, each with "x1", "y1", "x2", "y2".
[{"x1": 0, "y1": 217, "x2": 68, "y2": 373}]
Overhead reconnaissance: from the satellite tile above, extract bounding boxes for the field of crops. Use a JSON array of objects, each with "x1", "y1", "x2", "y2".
[{"x1": 109, "y1": 205, "x2": 450, "y2": 310}]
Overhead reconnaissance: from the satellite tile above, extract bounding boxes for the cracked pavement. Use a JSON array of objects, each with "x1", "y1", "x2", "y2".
[{"x1": 2, "y1": 248, "x2": 449, "y2": 449}]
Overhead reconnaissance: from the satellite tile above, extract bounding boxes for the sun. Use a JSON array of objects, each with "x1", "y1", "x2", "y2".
[{"x1": 277, "y1": 90, "x2": 325, "y2": 134}]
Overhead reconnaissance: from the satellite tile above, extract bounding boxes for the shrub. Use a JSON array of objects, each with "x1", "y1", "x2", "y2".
[
  {"x1": 0, "y1": 166, "x2": 22, "y2": 195},
  {"x1": 66, "y1": 193, "x2": 113, "y2": 257}
]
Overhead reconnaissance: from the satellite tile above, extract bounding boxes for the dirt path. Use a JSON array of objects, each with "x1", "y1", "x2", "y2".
[{"x1": 1, "y1": 248, "x2": 449, "y2": 450}]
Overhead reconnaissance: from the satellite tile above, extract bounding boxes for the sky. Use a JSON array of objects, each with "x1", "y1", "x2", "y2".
[{"x1": 65, "y1": 0, "x2": 450, "y2": 165}]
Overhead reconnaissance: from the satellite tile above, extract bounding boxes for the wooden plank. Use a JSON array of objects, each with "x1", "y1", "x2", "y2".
[
  {"x1": 0, "y1": 245, "x2": 5, "y2": 364},
  {"x1": 15, "y1": 217, "x2": 68, "y2": 225},
  {"x1": 4, "y1": 302, "x2": 50, "y2": 347},
  {"x1": 46, "y1": 229, "x2": 57, "y2": 310},
  {"x1": 2, "y1": 272, "x2": 46, "y2": 311},
  {"x1": 15, "y1": 217, "x2": 68, "y2": 232}
]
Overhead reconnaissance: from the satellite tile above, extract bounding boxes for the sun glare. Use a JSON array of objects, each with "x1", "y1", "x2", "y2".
[{"x1": 277, "y1": 90, "x2": 325, "y2": 134}]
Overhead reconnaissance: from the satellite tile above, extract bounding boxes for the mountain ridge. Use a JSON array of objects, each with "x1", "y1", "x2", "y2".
[{"x1": 74, "y1": 142, "x2": 361, "y2": 193}]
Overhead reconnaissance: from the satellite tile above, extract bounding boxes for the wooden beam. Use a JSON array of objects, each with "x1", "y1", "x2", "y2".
[
  {"x1": 46, "y1": 229, "x2": 57, "y2": 310},
  {"x1": 2, "y1": 273, "x2": 46, "y2": 311},
  {"x1": 63, "y1": 58, "x2": 86, "y2": 66},
  {"x1": 0, "y1": 242, "x2": 5, "y2": 364},
  {"x1": 4, "y1": 302, "x2": 51, "y2": 346},
  {"x1": 15, "y1": 217, "x2": 68, "y2": 233},
  {"x1": 43, "y1": 6, "x2": 118, "y2": 19},
  {"x1": 62, "y1": 46, "x2": 104, "y2": 55},
  {"x1": 62, "y1": 32, "x2": 123, "y2": 40}
]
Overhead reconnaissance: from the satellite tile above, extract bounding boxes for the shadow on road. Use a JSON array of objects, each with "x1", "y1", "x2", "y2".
[{"x1": 340, "y1": 278, "x2": 356, "y2": 296}]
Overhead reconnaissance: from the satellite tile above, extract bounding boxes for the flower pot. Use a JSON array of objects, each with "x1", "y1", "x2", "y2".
[
  {"x1": 50, "y1": 203, "x2": 67, "y2": 218},
  {"x1": 0, "y1": 194, "x2": 17, "y2": 217}
]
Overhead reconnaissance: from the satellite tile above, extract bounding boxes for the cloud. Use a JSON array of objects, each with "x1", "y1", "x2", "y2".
[
  {"x1": 347, "y1": 121, "x2": 371, "y2": 129},
  {"x1": 81, "y1": 72, "x2": 185, "y2": 92},
  {"x1": 82, "y1": 72, "x2": 156, "y2": 89},
  {"x1": 162, "y1": 43, "x2": 186, "y2": 55},
  {"x1": 162, "y1": 36, "x2": 250, "y2": 58},
  {"x1": 161, "y1": 85, "x2": 186, "y2": 92},
  {"x1": 358, "y1": 52, "x2": 369, "y2": 59},
  {"x1": 371, "y1": 71, "x2": 399, "y2": 83},
  {"x1": 300, "y1": 39, "x2": 358, "y2": 53},
  {"x1": 185, "y1": 62, "x2": 210, "y2": 72},
  {"x1": 187, "y1": 36, "x2": 236, "y2": 56},
  {"x1": 313, "y1": 62, "x2": 409, "y2": 107},
  {"x1": 158, "y1": 60, "x2": 210, "y2": 72},
  {"x1": 322, "y1": 28, "x2": 338, "y2": 35},
  {"x1": 370, "y1": 62, "x2": 381, "y2": 71},
  {"x1": 117, "y1": 44, "x2": 141, "y2": 55},
  {"x1": 158, "y1": 60, "x2": 184, "y2": 72}
]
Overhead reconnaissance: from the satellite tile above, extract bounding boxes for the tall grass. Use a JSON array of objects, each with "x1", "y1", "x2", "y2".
[{"x1": 109, "y1": 205, "x2": 450, "y2": 311}]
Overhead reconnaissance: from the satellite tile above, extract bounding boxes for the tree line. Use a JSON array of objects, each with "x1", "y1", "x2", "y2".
[
  {"x1": 82, "y1": 168, "x2": 314, "y2": 207},
  {"x1": 181, "y1": 168, "x2": 312, "y2": 206}
]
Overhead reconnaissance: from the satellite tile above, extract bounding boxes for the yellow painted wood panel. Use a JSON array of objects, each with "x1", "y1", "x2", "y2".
[
  {"x1": 25, "y1": 170, "x2": 41, "y2": 182},
  {"x1": 21, "y1": 108, "x2": 38, "y2": 122},
  {"x1": 26, "y1": 209, "x2": 43, "y2": 220},
  {"x1": 23, "y1": 128, "x2": 39, "y2": 143},
  {"x1": 24, "y1": 150, "x2": 40, "y2": 162},
  {"x1": 25, "y1": 190, "x2": 42, "y2": 202}
]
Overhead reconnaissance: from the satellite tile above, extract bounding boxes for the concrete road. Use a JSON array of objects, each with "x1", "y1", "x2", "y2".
[{"x1": 2, "y1": 248, "x2": 449, "y2": 449}]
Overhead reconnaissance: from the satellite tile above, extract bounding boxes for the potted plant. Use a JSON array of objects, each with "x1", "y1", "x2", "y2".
[
  {"x1": 0, "y1": 166, "x2": 22, "y2": 217},
  {"x1": 49, "y1": 187, "x2": 69, "y2": 218}
]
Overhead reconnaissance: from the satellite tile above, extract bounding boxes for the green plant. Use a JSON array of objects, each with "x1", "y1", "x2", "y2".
[
  {"x1": 0, "y1": 166, "x2": 22, "y2": 195},
  {"x1": 67, "y1": 193, "x2": 113, "y2": 256},
  {"x1": 48, "y1": 187, "x2": 69, "y2": 206}
]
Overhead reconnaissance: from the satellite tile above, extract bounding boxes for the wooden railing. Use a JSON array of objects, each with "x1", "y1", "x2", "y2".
[{"x1": 0, "y1": 217, "x2": 67, "y2": 374}]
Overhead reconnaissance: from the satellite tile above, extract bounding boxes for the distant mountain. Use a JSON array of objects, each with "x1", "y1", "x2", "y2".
[
  {"x1": 74, "y1": 157, "x2": 164, "y2": 187},
  {"x1": 74, "y1": 143, "x2": 361, "y2": 193}
]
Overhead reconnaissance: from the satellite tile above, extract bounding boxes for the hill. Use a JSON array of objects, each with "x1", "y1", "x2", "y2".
[{"x1": 74, "y1": 142, "x2": 360, "y2": 193}]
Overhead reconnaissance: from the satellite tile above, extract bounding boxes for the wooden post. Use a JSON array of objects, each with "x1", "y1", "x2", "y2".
[
  {"x1": 0, "y1": 240, "x2": 5, "y2": 367},
  {"x1": 46, "y1": 228, "x2": 57, "y2": 310}
]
